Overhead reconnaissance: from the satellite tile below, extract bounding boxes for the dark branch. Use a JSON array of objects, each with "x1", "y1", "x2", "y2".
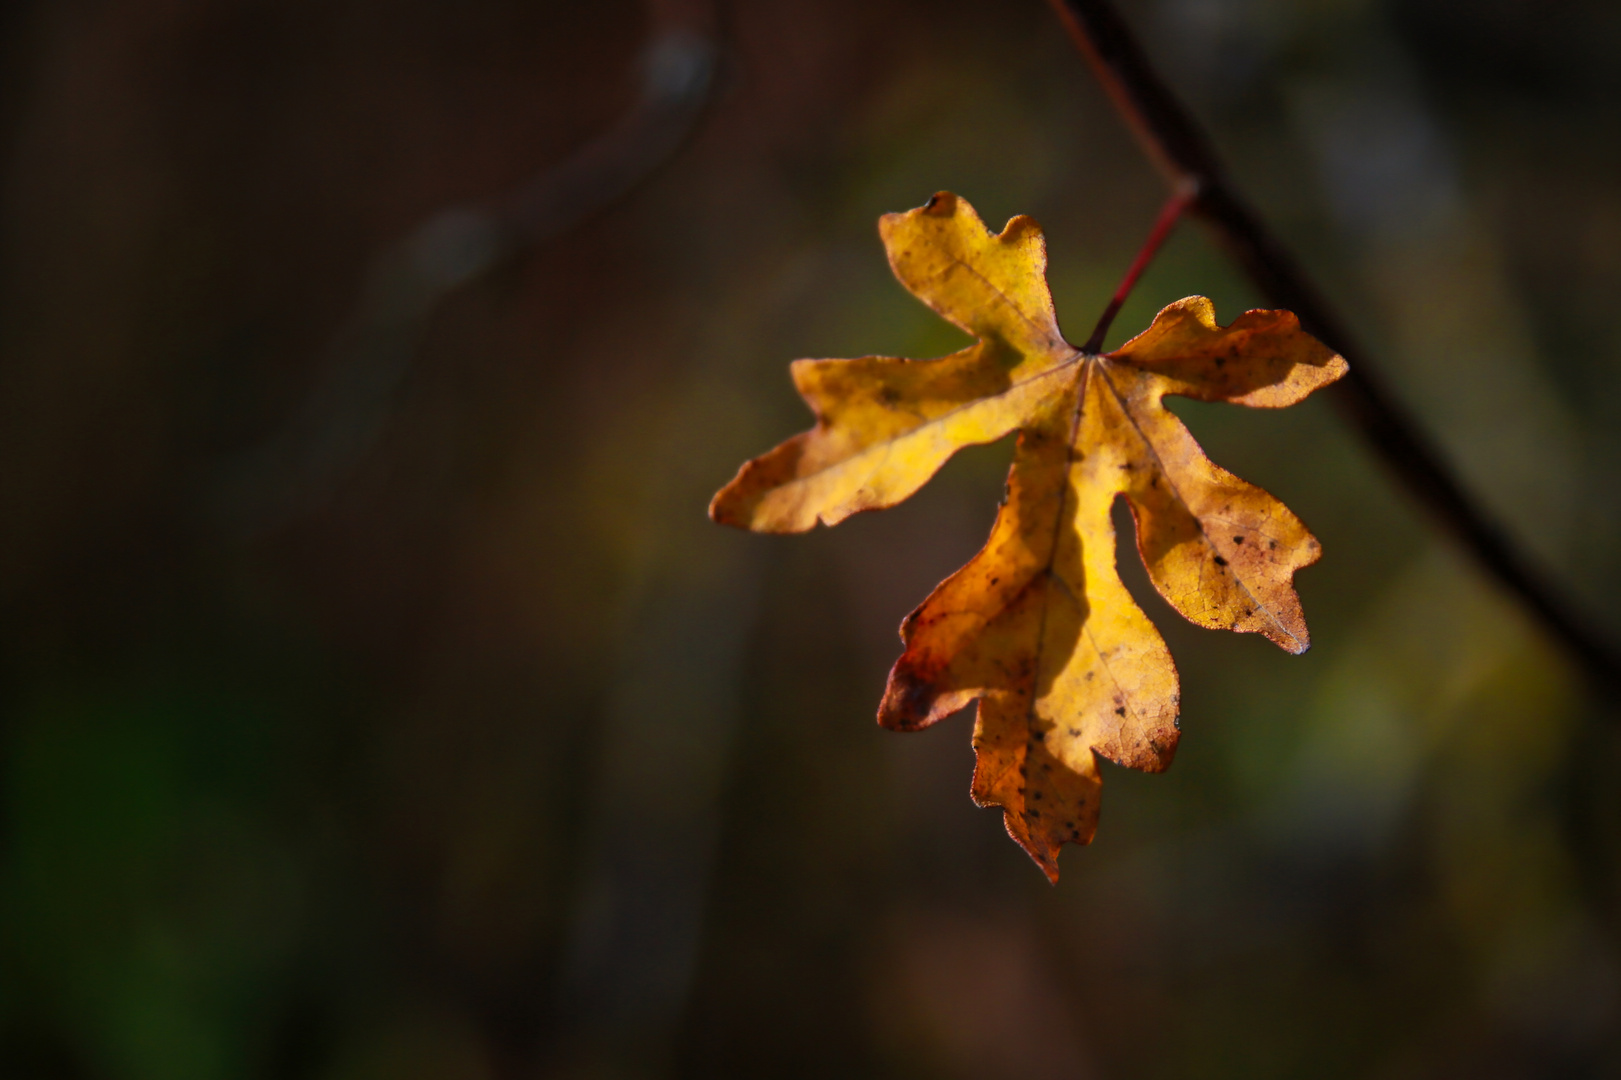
[{"x1": 1046, "y1": 0, "x2": 1621, "y2": 692}]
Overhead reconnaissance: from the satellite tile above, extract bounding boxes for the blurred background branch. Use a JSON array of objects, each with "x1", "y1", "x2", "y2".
[{"x1": 218, "y1": 0, "x2": 719, "y2": 532}]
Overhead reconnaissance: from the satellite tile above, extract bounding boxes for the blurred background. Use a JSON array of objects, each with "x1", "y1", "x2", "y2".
[{"x1": 2, "y1": 0, "x2": 1620, "y2": 1076}]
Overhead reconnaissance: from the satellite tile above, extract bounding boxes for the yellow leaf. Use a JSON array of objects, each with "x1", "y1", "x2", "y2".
[{"x1": 710, "y1": 193, "x2": 1347, "y2": 880}]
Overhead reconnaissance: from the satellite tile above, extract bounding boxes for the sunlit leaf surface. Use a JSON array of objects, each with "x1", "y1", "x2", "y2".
[{"x1": 712, "y1": 193, "x2": 1346, "y2": 879}]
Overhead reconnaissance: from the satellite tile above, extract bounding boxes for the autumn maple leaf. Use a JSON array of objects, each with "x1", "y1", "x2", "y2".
[{"x1": 711, "y1": 193, "x2": 1346, "y2": 880}]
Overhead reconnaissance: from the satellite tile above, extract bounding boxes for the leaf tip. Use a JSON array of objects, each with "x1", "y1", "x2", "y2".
[
  {"x1": 878, "y1": 656, "x2": 973, "y2": 732},
  {"x1": 707, "y1": 473, "x2": 761, "y2": 530},
  {"x1": 705, "y1": 488, "x2": 734, "y2": 526},
  {"x1": 1005, "y1": 814, "x2": 1063, "y2": 883},
  {"x1": 878, "y1": 191, "x2": 959, "y2": 237}
]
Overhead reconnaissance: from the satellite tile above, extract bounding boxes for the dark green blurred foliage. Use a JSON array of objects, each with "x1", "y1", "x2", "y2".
[{"x1": 1, "y1": 0, "x2": 1619, "y2": 1077}]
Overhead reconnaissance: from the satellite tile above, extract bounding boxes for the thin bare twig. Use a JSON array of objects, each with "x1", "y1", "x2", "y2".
[
  {"x1": 1046, "y1": 0, "x2": 1621, "y2": 692},
  {"x1": 1083, "y1": 180, "x2": 1197, "y2": 353}
]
